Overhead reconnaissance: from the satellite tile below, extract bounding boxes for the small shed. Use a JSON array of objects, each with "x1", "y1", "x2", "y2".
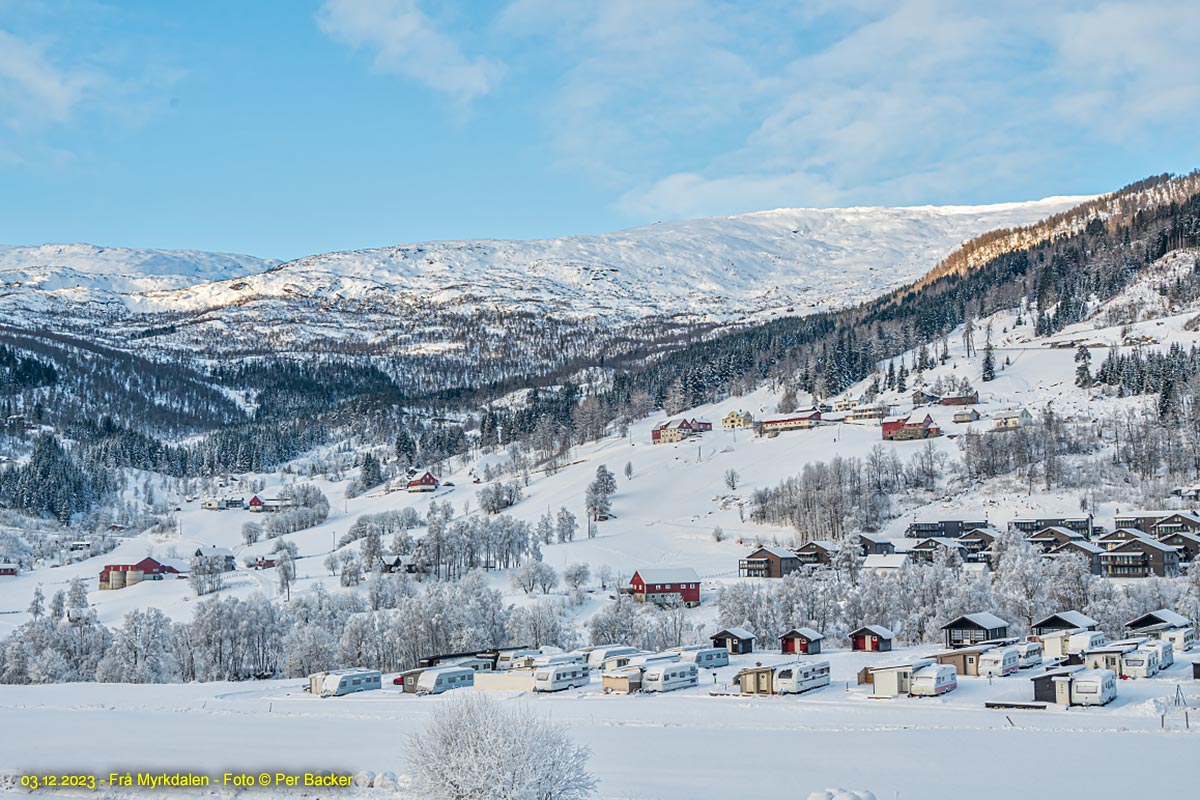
[
  {"x1": 942, "y1": 613, "x2": 1010, "y2": 648},
  {"x1": 602, "y1": 669, "x2": 643, "y2": 694},
  {"x1": 0, "y1": 563, "x2": 17, "y2": 577},
  {"x1": 868, "y1": 659, "x2": 932, "y2": 697},
  {"x1": 1031, "y1": 666, "x2": 1084, "y2": 705},
  {"x1": 733, "y1": 664, "x2": 776, "y2": 695},
  {"x1": 1193, "y1": 660, "x2": 1200, "y2": 680},
  {"x1": 927, "y1": 646, "x2": 991, "y2": 677},
  {"x1": 850, "y1": 625, "x2": 894, "y2": 652},
  {"x1": 712, "y1": 627, "x2": 755, "y2": 655},
  {"x1": 779, "y1": 627, "x2": 824, "y2": 655}
]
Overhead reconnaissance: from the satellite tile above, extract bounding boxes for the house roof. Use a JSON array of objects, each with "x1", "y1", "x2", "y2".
[
  {"x1": 959, "y1": 527, "x2": 1001, "y2": 540},
  {"x1": 779, "y1": 627, "x2": 824, "y2": 641},
  {"x1": 858, "y1": 532, "x2": 890, "y2": 543},
  {"x1": 1102, "y1": 538, "x2": 1178, "y2": 554},
  {"x1": 913, "y1": 537, "x2": 964, "y2": 550},
  {"x1": 1102, "y1": 528, "x2": 1153, "y2": 540},
  {"x1": 1032, "y1": 611, "x2": 1099, "y2": 630},
  {"x1": 852, "y1": 624, "x2": 895, "y2": 639},
  {"x1": 1029, "y1": 526, "x2": 1084, "y2": 539},
  {"x1": 1156, "y1": 511, "x2": 1200, "y2": 524},
  {"x1": 943, "y1": 612, "x2": 1010, "y2": 631},
  {"x1": 800, "y1": 540, "x2": 839, "y2": 552},
  {"x1": 1049, "y1": 541, "x2": 1103, "y2": 555},
  {"x1": 748, "y1": 545, "x2": 796, "y2": 559},
  {"x1": 863, "y1": 554, "x2": 908, "y2": 570},
  {"x1": 1126, "y1": 609, "x2": 1191, "y2": 629},
  {"x1": 714, "y1": 627, "x2": 755, "y2": 641},
  {"x1": 632, "y1": 568, "x2": 700, "y2": 585}
]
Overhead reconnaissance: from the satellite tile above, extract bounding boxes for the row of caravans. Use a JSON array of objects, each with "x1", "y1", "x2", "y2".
[{"x1": 734, "y1": 660, "x2": 832, "y2": 696}]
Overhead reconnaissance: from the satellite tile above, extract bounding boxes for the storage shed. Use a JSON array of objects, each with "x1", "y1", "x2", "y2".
[
  {"x1": 711, "y1": 627, "x2": 755, "y2": 655},
  {"x1": 733, "y1": 664, "x2": 777, "y2": 695},
  {"x1": 601, "y1": 669, "x2": 643, "y2": 694},
  {"x1": 942, "y1": 612, "x2": 1010, "y2": 648},
  {"x1": 779, "y1": 627, "x2": 824, "y2": 655},
  {"x1": 850, "y1": 625, "x2": 894, "y2": 652},
  {"x1": 927, "y1": 646, "x2": 991, "y2": 677}
]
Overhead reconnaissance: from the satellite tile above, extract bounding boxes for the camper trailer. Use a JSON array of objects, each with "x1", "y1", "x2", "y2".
[
  {"x1": 1070, "y1": 669, "x2": 1118, "y2": 706},
  {"x1": 1120, "y1": 648, "x2": 1160, "y2": 678},
  {"x1": 310, "y1": 668, "x2": 382, "y2": 697},
  {"x1": 642, "y1": 662, "x2": 699, "y2": 693},
  {"x1": 1069, "y1": 630, "x2": 1107, "y2": 654},
  {"x1": 774, "y1": 660, "x2": 831, "y2": 695},
  {"x1": 978, "y1": 646, "x2": 1020, "y2": 677},
  {"x1": 496, "y1": 649, "x2": 542, "y2": 670},
  {"x1": 1145, "y1": 639, "x2": 1174, "y2": 669},
  {"x1": 416, "y1": 665, "x2": 475, "y2": 694},
  {"x1": 530, "y1": 653, "x2": 586, "y2": 668},
  {"x1": 676, "y1": 646, "x2": 729, "y2": 668},
  {"x1": 586, "y1": 645, "x2": 638, "y2": 669},
  {"x1": 910, "y1": 664, "x2": 958, "y2": 696},
  {"x1": 1016, "y1": 641, "x2": 1043, "y2": 669},
  {"x1": 533, "y1": 663, "x2": 590, "y2": 692}
]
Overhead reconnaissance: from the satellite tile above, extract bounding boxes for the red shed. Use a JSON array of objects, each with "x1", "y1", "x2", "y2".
[
  {"x1": 248, "y1": 495, "x2": 264, "y2": 511},
  {"x1": 0, "y1": 563, "x2": 17, "y2": 576},
  {"x1": 850, "y1": 625, "x2": 894, "y2": 652},
  {"x1": 779, "y1": 627, "x2": 825, "y2": 655},
  {"x1": 629, "y1": 568, "x2": 701, "y2": 607}
]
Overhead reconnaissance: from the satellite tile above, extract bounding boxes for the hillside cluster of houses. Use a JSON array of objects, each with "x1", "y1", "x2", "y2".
[
  {"x1": 741, "y1": 511, "x2": 1200, "y2": 580},
  {"x1": 650, "y1": 417, "x2": 714, "y2": 444},
  {"x1": 201, "y1": 495, "x2": 294, "y2": 512}
]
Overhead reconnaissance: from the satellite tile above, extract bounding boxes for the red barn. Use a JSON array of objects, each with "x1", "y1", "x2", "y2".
[
  {"x1": 628, "y1": 568, "x2": 701, "y2": 607},
  {"x1": 688, "y1": 418, "x2": 713, "y2": 432},
  {"x1": 779, "y1": 627, "x2": 825, "y2": 655},
  {"x1": 0, "y1": 563, "x2": 17, "y2": 576},
  {"x1": 850, "y1": 625, "x2": 894, "y2": 652},
  {"x1": 248, "y1": 495, "x2": 265, "y2": 512},
  {"x1": 406, "y1": 471, "x2": 440, "y2": 492},
  {"x1": 882, "y1": 413, "x2": 941, "y2": 441},
  {"x1": 99, "y1": 557, "x2": 181, "y2": 590}
]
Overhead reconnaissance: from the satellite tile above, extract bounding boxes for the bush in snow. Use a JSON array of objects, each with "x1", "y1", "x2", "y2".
[{"x1": 407, "y1": 694, "x2": 595, "y2": 800}]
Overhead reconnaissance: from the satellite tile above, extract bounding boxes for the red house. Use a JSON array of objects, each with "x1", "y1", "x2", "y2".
[
  {"x1": 688, "y1": 418, "x2": 713, "y2": 432},
  {"x1": 882, "y1": 413, "x2": 941, "y2": 441},
  {"x1": 99, "y1": 556, "x2": 182, "y2": 590},
  {"x1": 406, "y1": 471, "x2": 440, "y2": 493},
  {"x1": 248, "y1": 495, "x2": 265, "y2": 512},
  {"x1": 779, "y1": 627, "x2": 824, "y2": 655},
  {"x1": 628, "y1": 568, "x2": 701, "y2": 607},
  {"x1": 850, "y1": 625, "x2": 894, "y2": 651}
]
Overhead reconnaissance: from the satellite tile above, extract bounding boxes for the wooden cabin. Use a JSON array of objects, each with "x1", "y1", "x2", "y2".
[
  {"x1": 738, "y1": 545, "x2": 800, "y2": 579},
  {"x1": 850, "y1": 625, "x2": 894, "y2": 652},
  {"x1": 942, "y1": 613, "x2": 1010, "y2": 648},
  {"x1": 1031, "y1": 611, "x2": 1099, "y2": 636},
  {"x1": 711, "y1": 627, "x2": 755, "y2": 655},
  {"x1": 779, "y1": 627, "x2": 824, "y2": 655},
  {"x1": 927, "y1": 646, "x2": 992, "y2": 677},
  {"x1": 734, "y1": 664, "x2": 776, "y2": 695}
]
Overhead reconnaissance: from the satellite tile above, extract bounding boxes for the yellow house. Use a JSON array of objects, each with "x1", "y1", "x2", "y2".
[{"x1": 722, "y1": 410, "x2": 754, "y2": 429}]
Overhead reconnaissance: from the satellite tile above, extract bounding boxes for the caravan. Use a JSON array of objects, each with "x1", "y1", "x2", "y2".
[
  {"x1": 1069, "y1": 630, "x2": 1107, "y2": 654},
  {"x1": 676, "y1": 647, "x2": 729, "y2": 669},
  {"x1": 642, "y1": 662, "x2": 699, "y2": 693},
  {"x1": 533, "y1": 663, "x2": 590, "y2": 692},
  {"x1": 585, "y1": 646, "x2": 638, "y2": 669},
  {"x1": 1016, "y1": 641, "x2": 1043, "y2": 669},
  {"x1": 910, "y1": 664, "x2": 957, "y2": 696},
  {"x1": 1120, "y1": 648, "x2": 1160, "y2": 678},
  {"x1": 496, "y1": 649, "x2": 542, "y2": 670},
  {"x1": 774, "y1": 660, "x2": 831, "y2": 695},
  {"x1": 310, "y1": 668, "x2": 382, "y2": 697},
  {"x1": 1070, "y1": 669, "x2": 1118, "y2": 705},
  {"x1": 1145, "y1": 639, "x2": 1174, "y2": 669},
  {"x1": 416, "y1": 666, "x2": 475, "y2": 694},
  {"x1": 978, "y1": 646, "x2": 1020, "y2": 677},
  {"x1": 531, "y1": 653, "x2": 586, "y2": 668}
]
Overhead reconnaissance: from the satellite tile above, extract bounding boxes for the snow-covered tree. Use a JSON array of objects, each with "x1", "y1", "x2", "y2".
[
  {"x1": 563, "y1": 562, "x2": 590, "y2": 591},
  {"x1": 96, "y1": 608, "x2": 180, "y2": 683}
]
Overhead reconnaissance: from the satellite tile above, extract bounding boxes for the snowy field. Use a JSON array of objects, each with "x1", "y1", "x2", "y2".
[{"x1": 2, "y1": 645, "x2": 1198, "y2": 799}]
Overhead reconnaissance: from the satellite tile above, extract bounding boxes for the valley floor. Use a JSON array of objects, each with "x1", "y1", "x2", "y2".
[{"x1": 2, "y1": 645, "x2": 1197, "y2": 800}]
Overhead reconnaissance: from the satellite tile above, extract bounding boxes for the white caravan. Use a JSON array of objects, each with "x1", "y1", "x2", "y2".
[
  {"x1": 910, "y1": 664, "x2": 957, "y2": 696},
  {"x1": 586, "y1": 646, "x2": 638, "y2": 669},
  {"x1": 310, "y1": 668, "x2": 381, "y2": 697},
  {"x1": 677, "y1": 647, "x2": 730, "y2": 669},
  {"x1": 531, "y1": 653, "x2": 586, "y2": 668},
  {"x1": 1120, "y1": 648, "x2": 1160, "y2": 678},
  {"x1": 1016, "y1": 641, "x2": 1043, "y2": 669},
  {"x1": 1070, "y1": 669, "x2": 1117, "y2": 706},
  {"x1": 642, "y1": 662, "x2": 700, "y2": 693},
  {"x1": 533, "y1": 663, "x2": 590, "y2": 692},
  {"x1": 1144, "y1": 639, "x2": 1174, "y2": 669},
  {"x1": 496, "y1": 649, "x2": 542, "y2": 670},
  {"x1": 978, "y1": 646, "x2": 1020, "y2": 677},
  {"x1": 1069, "y1": 630, "x2": 1107, "y2": 654},
  {"x1": 416, "y1": 665, "x2": 475, "y2": 694},
  {"x1": 774, "y1": 660, "x2": 831, "y2": 695}
]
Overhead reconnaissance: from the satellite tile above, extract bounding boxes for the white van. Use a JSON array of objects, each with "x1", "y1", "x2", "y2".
[
  {"x1": 774, "y1": 660, "x2": 830, "y2": 695},
  {"x1": 1069, "y1": 630, "x2": 1106, "y2": 654},
  {"x1": 677, "y1": 647, "x2": 729, "y2": 668},
  {"x1": 416, "y1": 666, "x2": 475, "y2": 694},
  {"x1": 642, "y1": 662, "x2": 699, "y2": 693},
  {"x1": 586, "y1": 646, "x2": 638, "y2": 669},
  {"x1": 1016, "y1": 640, "x2": 1043, "y2": 669},
  {"x1": 910, "y1": 664, "x2": 957, "y2": 696},
  {"x1": 533, "y1": 663, "x2": 590, "y2": 692},
  {"x1": 979, "y1": 646, "x2": 1020, "y2": 677},
  {"x1": 1071, "y1": 669, "x2": 1117, "y2": 706},
  {"x1": 496, "y1": 649, "x2": 542, "y2": 671},
  {"x1": 311, "y1": 668, "x2": 381, "y2": 697},
  {"x1": 1121, "y1": 648, "x2": 1159, "y2": 678}
]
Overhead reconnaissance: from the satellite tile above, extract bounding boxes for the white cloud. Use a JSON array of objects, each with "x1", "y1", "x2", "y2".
[
  {"x1": 317, "y1": 0, "x2": 503, "y2": 104},
  {"x1": 0, "y1": 28, "x2": 94, "y2": 131}
]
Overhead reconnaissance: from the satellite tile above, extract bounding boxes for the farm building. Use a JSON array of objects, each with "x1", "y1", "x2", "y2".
[
  {"x1": 738, "y1": 545, "x2": 801, "y2": 578},
  {"x1": 759, "y1": 410, "x2": 822, "y2": 435},
  {"x1": 942, "y1": 613, "x2": 1010, "y2": 648},
  {"x1": 248, "y1": 495, "x2": 265, "y2": 512},
  {"x1": 881, "y1": 413, "x2": 941, "y2": 441},
  {"x1": 940, "y1": 390, "x2": 979, "y2": 406},
  {"x1": 722, "y1": 410, "x2": 754, "y2": 429},
  {"x1": 99, "y1": 557, "x2": 184, "y2": 590},
  {"x1": 845, "y1": 404, "x2": 887, "y2": 422},
  {"x1": 193, "y1": 546, "x2": 236, "y2": 572},
  {"x1": 628, "y1": 568, "x2": 701, "y2": 607},
  {"x1": 0, "y1": 563, "x2": 17, "y2": 576},
  {"x1": 850, "y1": 625, "x2": 894, "y2": 652},
  {"x1": 711, "y1": 627, "x2": 755, "y2": 655},
  {"x1": 406, "y1": 471, "x2": 440, "y2": 493},
  {"x1": 687, "y1": 418, "x2": 712, "y2": 432},
  {"x1": 779, "y1": 627, "x2": 824, "y2": 655},
  {"x1": 1031, "y1": 611, "x2": 1099, "y2": 636},
  {"x1": 992, "y1": 408, "x2": 1033, "y2": 430}
]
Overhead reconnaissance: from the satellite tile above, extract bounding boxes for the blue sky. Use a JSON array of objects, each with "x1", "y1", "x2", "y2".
[{"x1": 1, "y1": 0, "x2": 1198, "y2": 259}]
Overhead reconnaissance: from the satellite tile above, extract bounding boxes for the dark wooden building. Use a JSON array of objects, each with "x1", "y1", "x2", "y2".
[
  {"x1": 1008, "y1": 515, "x2": 1093, "y2": 538},
  {"x1": 942, "y1": 613, "x2": 1010, "y2": 648},
  {"x1": 712, "y1": 627, "x2": 755, "y2": 655},
  {"x1": 1099, "y1": 538, "x2": 1181, "y2": 577},
  {"x1": 1031, "y1": 611, "x2": 1099, "y2": 637},
  {"x1": 905, "y1": 519, "x2": 989, "y2": 539},
  {"x1": 857, "y1": 533, "x2": 895, "y2": 557},
  {"x1": 793, "y1": 540, "x2": 838, "y2": 566},
  {"x1": 1156, "y1": 530, "x2": 1200, "y2": 562},
  {"x1": 738, "y1": 546, "x2": 801, "y2": 579}
]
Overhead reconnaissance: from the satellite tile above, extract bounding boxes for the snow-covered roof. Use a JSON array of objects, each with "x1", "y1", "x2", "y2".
[
  {"x1": 0, "y1": 562, "x2": 16, "y2": 569},
  {"x1": 780, "y1": 627, "x2": 824, "y2": 641},
  {"x1": 959, "y1": 526, "x2": 1001, "y2": 539},
  {"x1": 863, "y1": 554, "x2": 908, "y2": 570},
  {"x1": 1127, "y1": 609, "x2": 1191, "y2": 629},
  {"x1": 714, "y1": 627, "x2": 755, "y2": 641},
  {"x1": 748, "y1": 545, "x2": 796, "y2": 559},
  {"x1": 1103, "y1": 538, "x2": 1178, "y2": 554},
  {"x1": 1157, "y1": 511, "x2": 1200, "y2": 524},
  {"x1": 801, "y1": 540, "x2": 839, "y2": 552},
  {"x1": 858, "y1": 532, "x2": 890, "y2": 543},
  {"x1": 196, "y1": 545, "x2": 234, "y2": 557},
  {"x1": 632, "y1": 568, "x2": 700, "y2": 585},
  {"x1": 1104, "y1": 528, "x2": 1152, "y2": 539},
  {"x1": 853, "y1": 625, "x2": 894, "y2": 639},
  {"x1": 1029, "y1": 526, "x2": 1083, "y2": 539},
  {"x1": 944, "y1": 612, "x2": 1010, "y2": 631},
  {"x1": 1049, "y1": 540, "x2": 1103, "y2": 555}
]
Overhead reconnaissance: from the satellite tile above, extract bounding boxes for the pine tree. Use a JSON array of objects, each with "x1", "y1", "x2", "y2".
[
  {"x1": 897, "y1": 364, "x2": 908, "y2": 392},
  {"x1": 982, "y1": 344, "x2": 996, "y2": 381},
  {"x1": 1074, "y1": 345, "x2": 1092, "y2": 388}
]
